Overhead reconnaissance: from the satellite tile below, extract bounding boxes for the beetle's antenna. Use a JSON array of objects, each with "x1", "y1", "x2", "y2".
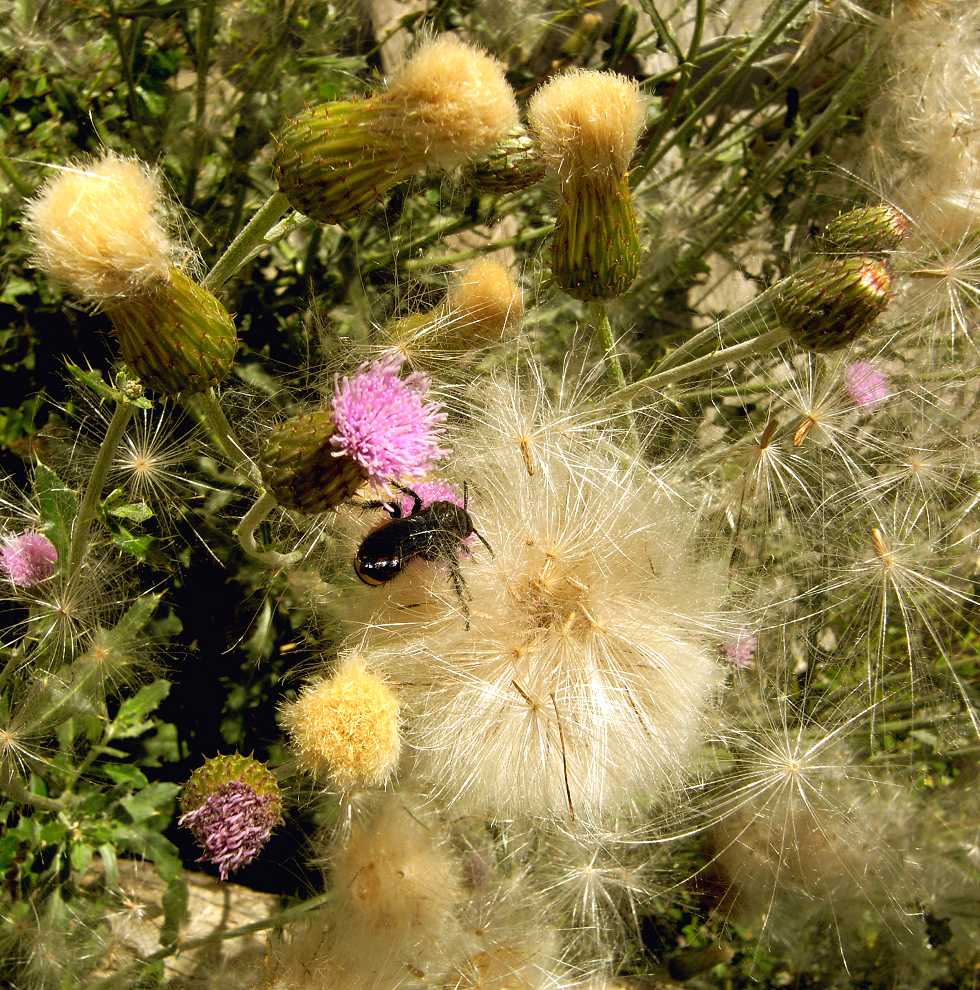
[{"x1": 471, "y1": 527, "x2": 494, "y2": 557}]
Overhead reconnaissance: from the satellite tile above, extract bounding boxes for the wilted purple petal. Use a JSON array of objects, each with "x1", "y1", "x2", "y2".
[
  {"x1": 1, "y1": 532, "x2": 58, "y2": 587},
  {"x1": 178, "y1": 780, "x2": 278, "y2": 880}
]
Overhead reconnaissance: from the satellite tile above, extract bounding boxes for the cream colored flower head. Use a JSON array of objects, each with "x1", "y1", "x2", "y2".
[
  {"x1": 279, "y1": 652, "x2": 400, "y2": 790},
  {"x1": 385, "y1": 34, "x2": 520, "y2": 168},
  {"x1": 24, "y1": 153, "x2": 174, "y2": 302},
  {"x1": 529, "y1": 69, "x2": 646, "y2": 179},
  {"x1": 445, "y1": 259, "x2": 524, "y2": 344}
]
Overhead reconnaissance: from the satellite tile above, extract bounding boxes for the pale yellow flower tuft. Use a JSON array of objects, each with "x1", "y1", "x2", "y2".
[
  {"x1": 24, "y1": 153, "x2": 173, "y2": 302},
  {"x1": 280, "y1": 653, "x2": 400, "y2": 790},
  {"x1": 529, "y1": 69, "x2": 645, "y2": 179},
  {"x1": 387, "y1": 34, "x2": 520, "y2": 169}
]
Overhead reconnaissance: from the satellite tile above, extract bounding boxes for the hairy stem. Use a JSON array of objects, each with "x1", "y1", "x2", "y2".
[
  {"x1": 69, "y1": 402, "x2": 135, "y2": 569},
  {"x1": 204, "y1": 191, "x2": 292, "y2": 292},
  {"x1": 610, "y1": 327, "x2": 792, "y2": 405},
  {"x1": 185, "y1": 389, "x2": 262, "y2": 485},
  {"x1": 236, "y1": 491, "x2": 302, "y2": 568}
]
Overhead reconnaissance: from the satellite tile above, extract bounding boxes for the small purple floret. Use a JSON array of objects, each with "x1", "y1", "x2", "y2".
[
  {"x1": 723, "y1": 631, "x2": 758, "y2": 668},
  {"x1": 845, "y1": 361, "x2": 889, "y2": 410},
  {"x1": 178, "y1": 781, "x2": 278, "y2": 881},
  {"x1": 1, "y1": 532, "x2": 58, "y2": 587},
  {"x1": 331, "y1": 357, "x2": 448, "y2": 485},
  {"x1": 399, "y1": 480, "x2": 464, "y2": 517}
]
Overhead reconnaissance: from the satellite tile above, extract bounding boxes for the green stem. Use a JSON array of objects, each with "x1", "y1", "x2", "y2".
[
  {"x1": 609, "y1": 327, "x2": 792, "y2": 405},
  {"x1": 88, "y1": 891, "x2": 333, "y2": 990},
  {"x1": 398, "y1": 225, "x2": 554, "y2": 273},
  {"x1": 203, "y1": 191, "x2": 292, "y2": 292},
  {"x1": 0, "y1": 154, "x2": 33, "y2": 198},
  {"x1": 0, "y1": 763, "x2": 63, "y2": 811},
  {"x1": 184, "y1": 389, "x2": 262, "y2": 485},
  {"x1": 236, "y1": 491, "x2": 301, "y2": 568},
  {"x1": 69, "y1": 402, "x2": 135, "y2": 569},
  {"x1": 650, "y1": 286, "x2": 783, "y2": 375},
  {"x1": 184, "y1": 0, "x2": 217, "y2": 205},
  {"x1": 589, "y1": 301, "x2": 627, "y2": 391}
]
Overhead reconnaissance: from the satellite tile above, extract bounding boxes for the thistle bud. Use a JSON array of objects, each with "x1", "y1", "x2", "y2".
[
  {"x1": 279, "y1": 653, "x2": 400, "y2": 790},
  {"x1": 529, "y1": 69, "x2": 645, "y2": 300},
  {"x1": 24, "y1": 154, "x2": 237, "y2": 396},
  {"x1": 819, "y1": 204, "x2": 910, "y2": 254},
  {"x1": 179, "y1": 754, "x2": 282, "y2": 880},
  {"x1": 259, "y1": 358, "x2": 448, "y2": 514},
  {"x1": 274, "y1": 34, "x2": 518, "y2": 224},
  {"x1": 775, "y1": 256, "x2": 893, "y2": 352},
  {"x1": 464, "y1": 125, "x2": 545, "y2": 194}
]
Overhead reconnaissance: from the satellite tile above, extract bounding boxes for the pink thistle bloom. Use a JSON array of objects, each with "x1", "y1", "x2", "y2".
[
  {"x1": 179, "y1": 780, "x2": 279, "y2": 881},
  {"x1": 723, "y1": 631, "x2": 758, "y2": 668},
  {"x1": 398, "y1": 480, "x2": 464, "y2": 517},
  {"x1": 845, "y1": 361, "x2": 890, "y2": 409},
  {"x1": 331, "y1": 357, "x2": 448, "y2": 485},
  {"x1": 1, "y1": 532, "x2": 58, "y2": 587}
]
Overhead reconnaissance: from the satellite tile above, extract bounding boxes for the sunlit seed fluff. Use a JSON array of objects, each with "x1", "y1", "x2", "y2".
[
  {"x1": 343, "y1": 378, "x2": 728, "y2": 826},
  {"x1": 24, "y1": 153, "x2": 173, "y2": 302},
  {"x1": 385, "y1": 34, "x2": 519, "y2": 168},
  {"x1": 529, "y1": 70, "x2": 645, "y2": 179},
  {"x1": 279, "y1": 653, "x2": 400, "y2": 790}
]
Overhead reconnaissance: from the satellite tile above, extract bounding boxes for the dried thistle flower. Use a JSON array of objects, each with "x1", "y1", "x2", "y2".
[
  {"x1": 342, "y1": 376, "x2": 728, "y2": 826},
  {"x1": 274, "y1": 34, "x2": 518, "y2": 224},
  {"x1": 24, "y1": 154, "x2": 237, "y2": 396},
  {"x1": 529, "y1": 70, "x2": 645, "y2": 300},
  {"x1": 280, "y1": 652, "x2": 400, "y2": 790}
]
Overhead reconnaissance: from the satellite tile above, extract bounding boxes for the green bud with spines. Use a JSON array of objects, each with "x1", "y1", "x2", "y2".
[
  {"x1": 820, "y1": 204, "x2": 910, "y2": 255},
  {"x1": 464, "y1": 125, "x2": 545, "y2": 195},
  {"x1": 107, "y1": 268, "x2": 237, "y2": 396},
  {"x1": 181, "y1": 753, "x2": 282, "y2": 819},
  {"x1": 775, "y1": 256, "x2": 893, "y2": 352},
  {"x1": 259, "y1": 410, "x2": 364, "y2": 515}
]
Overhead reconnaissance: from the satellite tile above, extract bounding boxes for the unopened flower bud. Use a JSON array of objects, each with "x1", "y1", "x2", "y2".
[
  {"x1": 280, "y1": 653, "x2": 400, "y2": 789},
  {"x1": 776, "y1": 256, "x2": 893, "y2": 352},
  {"x1": 529, "y1": 70, "x2": 645, "y2": 300},
  {"x1": 179, "y1": 754, "x2": 282, "y2": 880},
  {"x1": 464, "y1": 125, "x2": 545, "y2": 194},
  {"x1": 24, "y1": 154, "x2": 237, "y2": 396},
  {"x1": 259, "y1": 358, "x2": 448, "y2": 514},
  {"x1": 819, "y1": 204, "x2": 910, "y2": 254},
  {"x1": 274, "y1": 35, "x2": 518, "y2": 224}
]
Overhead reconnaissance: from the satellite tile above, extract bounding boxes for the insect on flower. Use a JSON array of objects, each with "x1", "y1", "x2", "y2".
[{"x1": 354, "y1": 482, "x2": 492, "y2": 622}]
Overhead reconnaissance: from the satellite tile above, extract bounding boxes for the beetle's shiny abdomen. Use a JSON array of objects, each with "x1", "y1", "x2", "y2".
[{"x1": 354, "y1": 521, "x2": 405, "y2": 586}]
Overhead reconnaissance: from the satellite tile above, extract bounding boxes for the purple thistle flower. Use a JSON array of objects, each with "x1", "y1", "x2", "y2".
[
  {"x1": 178, "y1": 780, "x2": 279, "y2": 880},
  {"x1": 398, "y1": 480, "x2": 464, "y2": 517},
  {"x1": 723, "y1": 631, "x2": 758, "y2": 668},
  {"x1": 331, "y1": 357, "x2": 448, "y2": 485},
  {"x1": 845, "y1": 361, "x2": 890, "y2": 410},
  {"x1": 1, "y1": 532, "x2": 58, "y2": 587}
]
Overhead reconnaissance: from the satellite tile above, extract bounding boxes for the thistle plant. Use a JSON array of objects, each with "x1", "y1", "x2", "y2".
[{"x1": 1, "y1": 2, "x2": 979, "y2": 990}]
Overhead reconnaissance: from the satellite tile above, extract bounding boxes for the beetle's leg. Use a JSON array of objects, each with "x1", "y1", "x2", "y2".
[
  {"x1": 447, "y1": 559, "x2": 471, "y2": 629},
  {"x1": 351, "y1": 498, "x2": 401, "y2": 518},
  {"x1": 390, "y1": 481, "x2": 423, "y2": 516}
]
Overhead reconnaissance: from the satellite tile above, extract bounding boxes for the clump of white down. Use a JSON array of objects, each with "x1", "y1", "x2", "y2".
[{"x1": 340, "y1": 374, "x2": 730, "y2": 827}]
